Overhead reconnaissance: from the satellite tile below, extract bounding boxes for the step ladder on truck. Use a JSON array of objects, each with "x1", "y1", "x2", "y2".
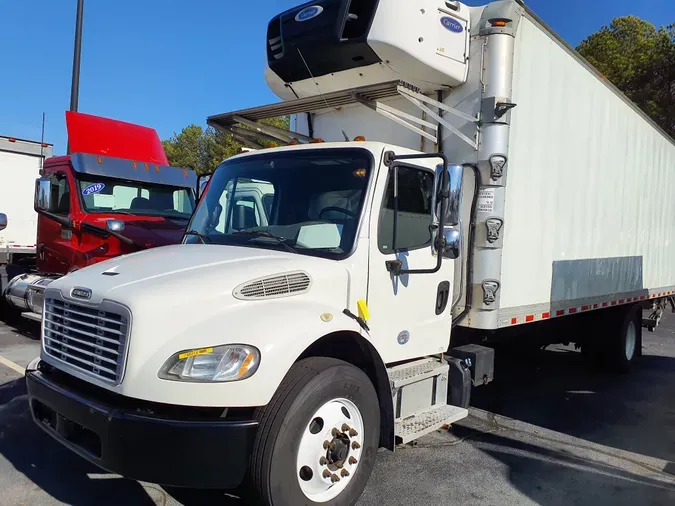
[{"x1": 24, "y1": 1, "x2": 675, "y2": 505}]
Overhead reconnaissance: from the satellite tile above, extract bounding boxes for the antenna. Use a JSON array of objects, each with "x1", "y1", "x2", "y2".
[
  {"x1": 297, "y1": 48, "x2": 350, "y2": 142},
  {"x1": 40, "y1": 112, "x2": 46, "y2": 174}
]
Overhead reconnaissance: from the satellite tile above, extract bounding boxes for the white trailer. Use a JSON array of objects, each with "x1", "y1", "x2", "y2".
[
  {"x1": 25, "y1": 1, "x2": 674, "y2": 505},
  {"x1": 0, "y1": 136, "x2": 53, "y2": 264}
]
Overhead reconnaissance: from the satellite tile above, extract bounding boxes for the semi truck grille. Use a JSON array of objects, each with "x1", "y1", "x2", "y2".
[{"x1": 42, "y1": 296, "x2": 130, "y2": 384}]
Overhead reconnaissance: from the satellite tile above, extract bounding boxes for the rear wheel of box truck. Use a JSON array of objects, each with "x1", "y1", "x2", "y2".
[
  {"x1": 247, "y1": 357, "x2": 380, "y2": 506},
  {"x1": 582, "y1": 305, "x2": 641, "y2": 373}
]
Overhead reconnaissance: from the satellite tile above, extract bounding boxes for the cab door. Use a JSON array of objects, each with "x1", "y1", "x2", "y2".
[
  {"x1": 366, "y1": 157, "x2": 455, "y2": 364},
  {"x1": 37, "y1": 169, "x2": 75, "y2": 275}
]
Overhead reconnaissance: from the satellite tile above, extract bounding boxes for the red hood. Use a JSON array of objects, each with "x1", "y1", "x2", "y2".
[{"x1": 86, "y1": 215, "x2": 187, "y2": 248}]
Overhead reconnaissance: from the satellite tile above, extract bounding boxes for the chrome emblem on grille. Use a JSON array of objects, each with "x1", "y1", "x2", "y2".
[{"x1": 71, "y1": 287, "x2": 92, "y2": 300}]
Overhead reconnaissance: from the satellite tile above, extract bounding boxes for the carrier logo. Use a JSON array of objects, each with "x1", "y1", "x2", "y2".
[
  {"x1": 440, "y1": 16, "x2": 463, "y2": 33},
  {"x1": 295, "y1": 5, "x2": 324, "y2": 22},
  {"x1": 71, "y1": 287, "x2": 92, "y2": 300}
]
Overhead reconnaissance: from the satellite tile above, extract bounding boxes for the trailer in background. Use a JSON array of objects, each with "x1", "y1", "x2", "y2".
[{"x1": 0, "y1": 135, "x2": 53, "y2": 265}]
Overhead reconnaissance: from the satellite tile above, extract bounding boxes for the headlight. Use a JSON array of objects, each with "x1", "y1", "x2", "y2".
[{"x1": 158, "y1": 345, "x2": 260, "y2": 382}]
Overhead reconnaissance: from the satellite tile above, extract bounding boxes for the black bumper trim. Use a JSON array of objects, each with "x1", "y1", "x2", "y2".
[{"x1": 26, "y1": 364, "x2": 258, "y2": 489}]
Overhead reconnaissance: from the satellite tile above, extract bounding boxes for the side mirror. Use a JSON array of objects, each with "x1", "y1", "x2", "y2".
[
  {"x1": 106, "y1": 219, "x2": 125, "y2": 233},
  {"x1": 197, "y1": 175, "x2": 211, "y2": 200},
  {"x1": 442, "y1": 227, "x2": 461, "y2": 259},
  {"x1": 34, "y1": 177, "x2": 52, "y2": 212},
  {"x1": 435, "y1": 164, "x2": 463, "y2": 227},
  {"x1": 0, "y1": 213, "x2": 7, "y2": 231}
]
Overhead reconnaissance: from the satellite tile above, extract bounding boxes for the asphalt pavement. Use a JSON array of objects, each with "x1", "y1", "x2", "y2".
[{"x1": 1, "y1": 315, "x2": 674, "y2": 505}]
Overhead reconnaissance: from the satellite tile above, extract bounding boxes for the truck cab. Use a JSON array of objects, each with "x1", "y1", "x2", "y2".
[
  {"x1": 3, "y1": 112, "x2": 198, "y2": 321},
  {"x1": 36, "y1": 153, "x2": 196, "y2": 275}
]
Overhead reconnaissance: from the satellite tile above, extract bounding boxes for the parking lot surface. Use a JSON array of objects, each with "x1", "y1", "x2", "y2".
[{"x1": 1, "y1": 315, "x2": 674, "y2": 505}]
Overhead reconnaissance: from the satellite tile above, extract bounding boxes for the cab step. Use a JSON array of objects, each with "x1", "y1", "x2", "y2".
[
  {"x1": 388, "y1": 357, "x2": 448, "y2": 388},
  {"x1": 387, "y1": 357, "x2": 469, "y2": 444},
  {"x1": 395, "y1": 404, "x2": 469, "y2": 444}
]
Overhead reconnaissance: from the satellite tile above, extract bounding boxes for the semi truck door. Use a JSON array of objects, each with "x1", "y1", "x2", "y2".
[
  {"x1": 367, "y1": 162, "x2": 454, "y2": 363},
  {"x1": 36, "y1": 170, "x2": 74, "y2": 275}
]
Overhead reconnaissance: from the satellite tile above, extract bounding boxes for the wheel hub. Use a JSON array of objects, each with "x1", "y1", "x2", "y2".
[{"x1": 326, "y1": 432, "x2": 350, "y2": 468}]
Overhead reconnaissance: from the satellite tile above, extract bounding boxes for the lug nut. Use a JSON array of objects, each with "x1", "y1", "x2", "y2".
[
  {"x1": 319, "y1": 457, "x2": 328, "y2": 466},
  {"x1": 349, "y1": 429, "x2": 358, "y2": 437},
  {"x1": 331, "y1": 473, "x2": 341, "y2": 483},
  {"x1": 323, "y1": 469, "x2": 332, "y2": 479},
  {"x1": 323, "y1": 440, "x2": 330, "y2": 449},
  {"x1": 341, "y1": 423, "x2": 351, "y2": 432},
  {"x1": 341, "y1": 469, "x2": 350, "y2": 477},
  {"x1": 352, "y1": 441, "x2": 361, "y2": 450},
  {"x1": 349, "y1": 456, "x2": 358, "y2": 465},
  {"x1": 331, "y1": 428, "x2": 340, "y2": 437}
]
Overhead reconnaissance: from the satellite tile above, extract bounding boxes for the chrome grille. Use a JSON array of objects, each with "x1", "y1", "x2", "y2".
[{"x1": 43, "y1": 296, "x2": 130, "y2": 383}]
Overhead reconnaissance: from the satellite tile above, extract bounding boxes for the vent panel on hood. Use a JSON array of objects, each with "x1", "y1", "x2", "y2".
[{"x1": 233, "y1": 271, "x2": 312, "y2": 300}]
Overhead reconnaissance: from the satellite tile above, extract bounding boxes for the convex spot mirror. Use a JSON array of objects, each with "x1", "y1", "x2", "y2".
[{"x1": 106, "y1": 219, "x2": 125, "y2": 233}]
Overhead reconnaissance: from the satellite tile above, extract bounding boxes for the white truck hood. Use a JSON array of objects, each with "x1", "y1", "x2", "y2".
[
  {"x1": 47, "y1": 243, "x2": 337, "y2": 305},
  {"x1": 41, "y1": 243, "x2": 358, "y2": 407}
]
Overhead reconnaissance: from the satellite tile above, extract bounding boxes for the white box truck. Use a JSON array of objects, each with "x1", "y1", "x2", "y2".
[
  {"x1": 0, "y1": 135, "x2": 53, "y2": 264},
  {"x1": 25, "y1": 1, "x2": 675, "y2": 504},
  {"x1": 0, "y1": 135, "x2": 53, "y2": 310}
]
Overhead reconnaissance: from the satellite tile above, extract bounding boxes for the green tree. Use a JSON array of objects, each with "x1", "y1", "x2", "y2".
[
  {"x1": 577, "y1": 16, "x2": 675, "y2": 138},
  {"x1": 163, "y1": 116, "x2": 291, "y2": 175}
]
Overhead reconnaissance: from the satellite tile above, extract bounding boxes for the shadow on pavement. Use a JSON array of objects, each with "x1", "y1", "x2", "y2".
[
  {"x1": 163, "y1": 487, "x2": 245, "y2": 505},
  {"x1": 470, "y1": 431, "x2": 675, "y2": 505},
  {"x1": 0, "y1": 377, "x2": 181, "y2": 505},
  {"x1": 469, "y1": 325, "x2": 675, "y2": 466}
]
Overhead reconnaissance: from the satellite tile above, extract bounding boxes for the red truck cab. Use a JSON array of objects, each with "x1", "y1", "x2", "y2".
[
  {"x1": 3, "y1": 111, "x2": 197, "y2": 322},
  {"x1": 37, "y1": 153, "x2": 196, "y2": 275}
]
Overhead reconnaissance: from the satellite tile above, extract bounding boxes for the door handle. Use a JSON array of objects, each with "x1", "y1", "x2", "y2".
[{"x1": 436, "y1": 281, "x2": 450, "y2": 315}]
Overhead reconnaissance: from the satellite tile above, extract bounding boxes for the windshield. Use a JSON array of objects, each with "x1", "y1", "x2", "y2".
[
  {"x1": 77, "y1": 175, "x2": 196, "y2": 220},
  {"x1": 185, "y1": 148, "x2": 373, "y2": 259}
]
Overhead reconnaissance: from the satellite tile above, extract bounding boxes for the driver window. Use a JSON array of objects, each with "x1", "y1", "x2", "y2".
[
  {"x1": 378, "y1": 166, "x2": 434, "y2": 252},
  {"x1": 47, "y1": 172, "x2": 70, "y2": 216}
]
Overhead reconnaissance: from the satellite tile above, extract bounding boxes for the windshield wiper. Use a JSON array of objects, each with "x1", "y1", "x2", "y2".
[
  {"x1": 184, "y1": 230, "x2": 211, "y2": 244},
  {"x1": 232, "y1": 231, "x2": 297, "y2": 254}
]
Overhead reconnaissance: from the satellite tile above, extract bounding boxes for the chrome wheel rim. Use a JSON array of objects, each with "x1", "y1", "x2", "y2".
[{"x1": 296, "y1": 398, "x2": 364, "y2": 502}]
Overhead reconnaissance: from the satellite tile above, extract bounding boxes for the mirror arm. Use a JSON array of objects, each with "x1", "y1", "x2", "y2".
[
  {"x1": 37, "y1": 210, "x2": 73, "y2": 229},
  {"x1": 79, "y1": 222, "x2": 145, "y2": 249}
]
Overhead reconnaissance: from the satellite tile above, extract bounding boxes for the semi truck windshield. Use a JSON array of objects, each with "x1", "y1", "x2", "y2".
[
  {"x1": 77, "y1": 176, "x2": 196, "y2": 220},
  {"x1": 185, "y1": 148, "x2": 373, "y2": 259}
]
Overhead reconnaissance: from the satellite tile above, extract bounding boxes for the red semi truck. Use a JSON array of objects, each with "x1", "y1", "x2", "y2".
[{"x1": 1, "y1": 111, "x2": 198, "y2": 322}]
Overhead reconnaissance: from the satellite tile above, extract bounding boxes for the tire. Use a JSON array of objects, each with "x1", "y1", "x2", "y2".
[
  {"x1": 605, "y1": 305, "x2": 641, "y2": 373},
  {"x1": 247, "y1": 357, "x2": 380, "y2": 506},
  {"x1": 580, "y1": 306, "x2": 641, "y2": 373}
]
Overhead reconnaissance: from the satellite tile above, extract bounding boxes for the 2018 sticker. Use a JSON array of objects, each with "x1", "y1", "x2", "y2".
[{"x1": 82, "y1": 183, "x2": 105, "y2": 196}]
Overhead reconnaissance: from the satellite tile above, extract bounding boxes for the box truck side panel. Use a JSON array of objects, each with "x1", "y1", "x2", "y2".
[
  {"x1": 499, "y1": 16, "x2": 675, "y2": 317},
  {"x1": 0, "y1": 150, "x2": 42, "y2": 254}
]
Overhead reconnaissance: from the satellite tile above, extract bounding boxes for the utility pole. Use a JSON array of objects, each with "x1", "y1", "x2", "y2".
[{"x1": 67, "y1": 0, "x2": 84, "y2": 154}]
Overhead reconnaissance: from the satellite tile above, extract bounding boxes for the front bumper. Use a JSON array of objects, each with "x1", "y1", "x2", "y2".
[{"x1": 25, "y1": 360, "x2": 258, "y2": 489}]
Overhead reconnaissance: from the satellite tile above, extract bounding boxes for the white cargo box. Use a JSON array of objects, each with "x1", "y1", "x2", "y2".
[
  {"x1": 210, "y1": 0, "x2": 675, "y2": 331},
  {"x1": 0, "y1": 136, "x2": 53, "y2": 260}
]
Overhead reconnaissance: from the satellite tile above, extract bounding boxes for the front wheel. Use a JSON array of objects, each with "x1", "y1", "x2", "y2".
[{"x1": 247, "y1": 357, "x2": 380, "y2": 506}]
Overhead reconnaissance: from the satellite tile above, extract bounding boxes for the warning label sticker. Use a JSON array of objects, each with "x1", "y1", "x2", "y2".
[{"x1": 477, "y1": 188, "x2": 495, "y2": 214}]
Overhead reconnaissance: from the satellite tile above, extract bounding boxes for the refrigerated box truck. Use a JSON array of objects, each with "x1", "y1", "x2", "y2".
[
  {"x1": 0, "y1": 135, "x2": 53, "y2": 264},
  {"x1": 25, "y1": 1, "x2": 675, "y2": 505}
]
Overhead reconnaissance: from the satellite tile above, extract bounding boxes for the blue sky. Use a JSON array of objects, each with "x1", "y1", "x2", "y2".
[{"x1": 0, "y1": 0, "x2": 672, "y2": 155}]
